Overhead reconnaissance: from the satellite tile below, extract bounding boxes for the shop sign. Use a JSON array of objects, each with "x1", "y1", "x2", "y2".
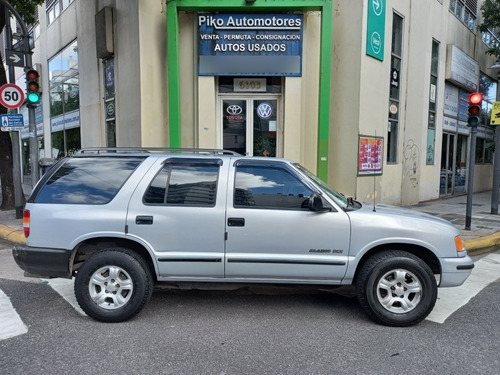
[
  {"x1": 198, "y1": 14, "x2": 303, "y2": 76},
  {"x1": 366, "y1": 0, "x2": 386, "y2": 61},
  {"x1": 444, "y1": 83, "x2": 459, "y2": 117},
  {"x1": 358, "y1": 135, "x2": 383, "y2": 176},
  {"x1": 51, "y1": 110, "x2": 80, "y2": 132},
  {"x1": 445, "y1": 45, "x2": 479, "y2": 92},
  {"x1": 491, "y1": 101, "x2": 500, "y2": 125}
]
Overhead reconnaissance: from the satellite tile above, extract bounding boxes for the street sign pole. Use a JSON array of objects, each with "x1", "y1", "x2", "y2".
[{"x1": 4, "y1": 8, "x2": 23, "y2": 218}]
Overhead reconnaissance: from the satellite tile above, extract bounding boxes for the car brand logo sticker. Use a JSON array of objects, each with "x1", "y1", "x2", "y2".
[
  {"x1": 227, "y1": 105, "x2": 243, "y2": 115},
  {"x1": 257, "y1": 102, "x2": 273, "y2": 119}
]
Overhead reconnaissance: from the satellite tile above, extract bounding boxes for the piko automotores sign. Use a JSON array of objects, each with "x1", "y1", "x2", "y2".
[{"x1": 198, "y1": 14, "x2": 303, "y2": 76}]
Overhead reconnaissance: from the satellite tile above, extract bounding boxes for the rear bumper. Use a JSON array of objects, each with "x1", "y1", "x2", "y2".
[
  {"x1": 439, "y1": 255, "x2": 475, "y2": 287},
  {"x1": 12, "y1": 245, "x2": 72, "y2": 279}
]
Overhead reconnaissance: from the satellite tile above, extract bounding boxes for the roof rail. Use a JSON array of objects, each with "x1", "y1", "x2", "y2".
[{"x1": 77, "y1": 147, "x2": 242, "y2": 156}]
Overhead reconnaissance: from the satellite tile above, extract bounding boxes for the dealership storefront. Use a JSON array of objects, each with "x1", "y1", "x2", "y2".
[{"x1": 166, "y1": 0, "x2": 333, "y2": 179}]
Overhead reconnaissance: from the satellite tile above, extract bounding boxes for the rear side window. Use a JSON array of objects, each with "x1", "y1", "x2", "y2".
[
  {"x1": 144, "y1": 160, "x2": 220, "y2": 207},
  {"x1": 34, "y1": 157, "x2": 145, "y2": 204}
]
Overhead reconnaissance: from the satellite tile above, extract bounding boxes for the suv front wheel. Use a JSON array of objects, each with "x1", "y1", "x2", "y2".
[
  {"x1": 75, "y1": 248, "x2": 153, "y2": 322},
  {"x1": 356, "y1": 250, "x2": 437, "y2": 327}
]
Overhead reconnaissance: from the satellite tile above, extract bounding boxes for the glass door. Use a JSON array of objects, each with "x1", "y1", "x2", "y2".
[
  {"x1": 222, "y1": 99, "x2": 247, "y2": 155},
  {"x1": 440, "y1": 133, "x2": 455, "y2": 195},
  {"x1": 221, "y1": 97, "x2": 280, "y2": 157},
  {"x1": 440, "y1": 133, "x2": 468, "y2": 196}
]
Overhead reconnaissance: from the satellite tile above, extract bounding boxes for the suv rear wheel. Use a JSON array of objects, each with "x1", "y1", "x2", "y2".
[
  {"x1": 356, "y1": 250, "x2": 437, "y2": 327},
  {"x1": 75, "y1": 248, "x2": 153, "y2": 322}
]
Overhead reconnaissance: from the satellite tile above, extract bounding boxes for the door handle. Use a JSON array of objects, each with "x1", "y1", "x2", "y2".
[
  {"x1": 136, "y1": 215, "x2": 154, "y2": 225},
  {"x1": 228, "y1": 217, "x2": 245, "y2": 227}
]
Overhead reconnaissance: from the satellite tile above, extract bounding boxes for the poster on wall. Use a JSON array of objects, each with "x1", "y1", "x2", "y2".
[{"x1": 358, "y1": 135, "x2": 383, "y2": 176}]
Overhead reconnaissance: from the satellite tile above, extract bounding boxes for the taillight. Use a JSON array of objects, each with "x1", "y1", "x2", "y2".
[{"x1": 23, "y1": 209, "x2": 30, "y2": 238}]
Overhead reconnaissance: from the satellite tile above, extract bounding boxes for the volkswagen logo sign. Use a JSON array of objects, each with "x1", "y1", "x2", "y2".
[
  {"x1": 227, "y1": 105, "x2": 243, "y2": 115},
  {"x1": 257, "y1": 102, "x2": 273, "y2": 119}
]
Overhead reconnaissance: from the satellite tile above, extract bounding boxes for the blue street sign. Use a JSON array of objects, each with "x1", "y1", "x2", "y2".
[{"x1": 0, "y1": 114, "x2": 24, "y2": 131}]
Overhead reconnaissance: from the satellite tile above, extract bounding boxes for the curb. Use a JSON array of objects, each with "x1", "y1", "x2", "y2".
[
  {"x1": 0, "y1": 224, "x2": 25, "y2": 245},
  {"x1": 464, "y1": 232, "x2": 500, "y2": 256}
]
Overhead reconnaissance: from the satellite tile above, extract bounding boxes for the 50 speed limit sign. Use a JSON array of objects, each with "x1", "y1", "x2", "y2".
[{"x1": 0, "y1": 83, "x2": 25, "y2": 109}]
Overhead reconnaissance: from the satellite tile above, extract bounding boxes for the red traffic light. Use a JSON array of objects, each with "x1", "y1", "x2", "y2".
[
  {"x1": 26, "y1": 69, "x2": 39, "y2": 81},
  {"x1": 469, "y1": 93, "x2": 482, "y2": 105}
]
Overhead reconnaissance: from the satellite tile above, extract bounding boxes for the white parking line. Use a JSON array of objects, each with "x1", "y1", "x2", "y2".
[
  {"x1": 427, "y1": 253, "x2": 500, "y2": 324},
  {"x1": 0, "y1": 289, "x2": 28, "y2": 340},
  {"x1": 44, "y1": 278, "x2": 87, "y2": 316}
]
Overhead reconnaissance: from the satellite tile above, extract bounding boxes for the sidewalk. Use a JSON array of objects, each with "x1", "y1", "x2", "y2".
[{"x1": 1, "y1": 191, "x2": 499, "y2": 255}]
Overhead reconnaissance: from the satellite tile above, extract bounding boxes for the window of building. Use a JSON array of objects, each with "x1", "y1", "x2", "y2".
[
  {"x1": 48, "y1": 40, "x2": 80, "y2": 158},
  {"x1": 387, "y1": 13, "x2": 404, "y2": 164},
  {"x1": 449, "y1": 0, "x2": 477, "y2": 31},
  {"x1": 482, "y1": 28, "x2": 500, "y2": 50},
  {"x1": 46, "y1": 0, "x2": 75, "y2": 26},
  {"x1": 427, "y1": 40, "x2": 440, "y2": 165},
  {"x1": 103, "y1": 57, "x2": 116, "y2": 147},
  {"x1": 234, "y1": 163, "x2": 313, "y2": 210},
  {"x1": 144, "y1": 160, "x2": 220, "y2": 207}
]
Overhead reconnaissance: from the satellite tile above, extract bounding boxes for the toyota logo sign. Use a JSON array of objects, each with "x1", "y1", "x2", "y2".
[{"x1": 227, "y1": 105, "x2": 243, "y2": 115}]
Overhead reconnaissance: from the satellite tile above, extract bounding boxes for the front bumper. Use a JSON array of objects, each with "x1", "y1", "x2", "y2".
[
  {"x1": 12, "y1": 245, "x2": 72, "y2": 279},
  {"x1": 439, "y1": 255, "x2": 475, "y2": 287}
]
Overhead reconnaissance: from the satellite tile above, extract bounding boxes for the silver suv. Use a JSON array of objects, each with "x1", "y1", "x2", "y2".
[{"x1": 13, "y1": 148, "x2": 474, "y2": 326}]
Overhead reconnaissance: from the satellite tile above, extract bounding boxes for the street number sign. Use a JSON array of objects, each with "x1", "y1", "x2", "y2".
[{"x1": 0, "y1": 83, "x2": 25, "y2": 109}]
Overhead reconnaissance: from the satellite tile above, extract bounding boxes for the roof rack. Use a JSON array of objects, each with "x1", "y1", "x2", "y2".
[{"x1": 77, "y1": 147, "x2": 242, "y2": 156}]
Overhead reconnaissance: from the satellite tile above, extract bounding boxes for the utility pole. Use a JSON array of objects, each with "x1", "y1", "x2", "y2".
[
  {"x1": 3, "y1": 7, "x2": 23, "y2": 218},
  {"x1": 490, "y1": 62, "x2": 500, "y2": 214}
]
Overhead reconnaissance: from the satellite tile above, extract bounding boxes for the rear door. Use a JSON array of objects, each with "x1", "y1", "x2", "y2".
[
  {"x1": 225, "y1": 160, "x2": 351, "y2": 283},
  {"x1": 126, "y1": 157, "x2": 229, "y2": 279}
]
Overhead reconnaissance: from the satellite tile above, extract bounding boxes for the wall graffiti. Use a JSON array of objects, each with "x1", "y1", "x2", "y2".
[{"x1": 403, "y1": 139, "x2": 419, "y2": 188}]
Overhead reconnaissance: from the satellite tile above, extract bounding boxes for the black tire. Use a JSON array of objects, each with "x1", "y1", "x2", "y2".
[
  {"x1": 356, "y1": 250, "x2": 437, "y2": 327},
  {"x1": 75, "y1": 248, "x2": 153, "y2": 322}
]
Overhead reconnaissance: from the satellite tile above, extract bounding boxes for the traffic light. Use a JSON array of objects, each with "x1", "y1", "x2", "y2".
[
  {"x1": 26, "y1": 69, "x2": 40, "y2": 105},
  {"x1": 467, "y1": 92, "x2": 483, "y2": 127}
]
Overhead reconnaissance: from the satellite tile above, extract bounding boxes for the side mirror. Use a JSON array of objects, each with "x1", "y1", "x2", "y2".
[{"x1": 308, "y1": 193, "x2": 330, "y2": 212}]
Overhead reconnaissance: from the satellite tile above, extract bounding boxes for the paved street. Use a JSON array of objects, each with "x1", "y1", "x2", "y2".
[{"x1": 1, "y1": 238, "x2": 499, "y2": 375}]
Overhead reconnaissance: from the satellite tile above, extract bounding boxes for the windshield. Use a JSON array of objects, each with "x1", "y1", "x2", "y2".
[{"x1": 293, "y1": 163, "x2": 348, "y2": 209}]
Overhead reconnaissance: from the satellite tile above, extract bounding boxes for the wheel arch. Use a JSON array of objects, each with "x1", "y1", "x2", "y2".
[
  {"x1": 351, "y1": 243, "x2": 441, "y2": 284},
  {"x1": 70, "y1": 237, "x2": 157, "y2": 281}
]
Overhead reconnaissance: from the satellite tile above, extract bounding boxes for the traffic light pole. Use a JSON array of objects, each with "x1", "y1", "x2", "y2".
[
  {"x1": 491, "y1": 70, "x2": 500, "y2": 214},
  {"x1": 465, "y1": 126, "x2": 477, "y2": 230}
]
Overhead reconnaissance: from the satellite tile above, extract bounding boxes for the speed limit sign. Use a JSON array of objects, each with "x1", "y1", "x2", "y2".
[{"x1": 0, "y1": 84, "x2": 25, "y2": 109}]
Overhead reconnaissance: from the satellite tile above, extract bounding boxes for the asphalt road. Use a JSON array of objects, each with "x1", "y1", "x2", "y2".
[{"x1": 1, "y1": 239, "x2": 499, "y2": 375}]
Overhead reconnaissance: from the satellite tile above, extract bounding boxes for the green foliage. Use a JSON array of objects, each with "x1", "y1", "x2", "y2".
[
  {"x1": 11, "y1": 0, "x2": 44, "y2": 26},
  {"x1": 479, "y1": 0, "x2": 500, "y2": 56}
]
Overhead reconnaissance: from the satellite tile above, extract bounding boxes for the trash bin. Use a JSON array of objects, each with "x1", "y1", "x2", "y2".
[{"x1": 39, "y1": 158, "x2": 56, "y2": 175}]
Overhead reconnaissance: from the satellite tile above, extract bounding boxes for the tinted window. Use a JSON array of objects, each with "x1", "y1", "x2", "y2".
[
  {"x1": 35, "y1": 157, "x2": 145, "y2": 204},
  {"x1": 234, "y1": 164, "x2": 312, "y2": 210},
  {"x1": 144, "y1": 162, "x2": 219, "y2": 207}
]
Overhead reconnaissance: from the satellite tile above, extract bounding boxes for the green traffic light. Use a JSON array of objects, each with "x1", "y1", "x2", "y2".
[{"x1": 27, "y1": 92, "x2": 40, "y2": 104}]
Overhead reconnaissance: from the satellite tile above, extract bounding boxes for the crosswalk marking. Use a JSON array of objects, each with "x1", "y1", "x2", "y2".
[
  {"x1": 0, "y1": 289, "x2": 28, "y2": 340},
  {"x1": 44, "y1": 278, "x2": 87, "y2": 316},
  {"x1": 427, "y1": 253, "x2": 500, "y2": 324}
]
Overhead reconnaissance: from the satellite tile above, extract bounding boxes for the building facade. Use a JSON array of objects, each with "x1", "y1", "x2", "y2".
[{"x1": 6, "y1": 0, "x2": 499, "y2": 205}]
